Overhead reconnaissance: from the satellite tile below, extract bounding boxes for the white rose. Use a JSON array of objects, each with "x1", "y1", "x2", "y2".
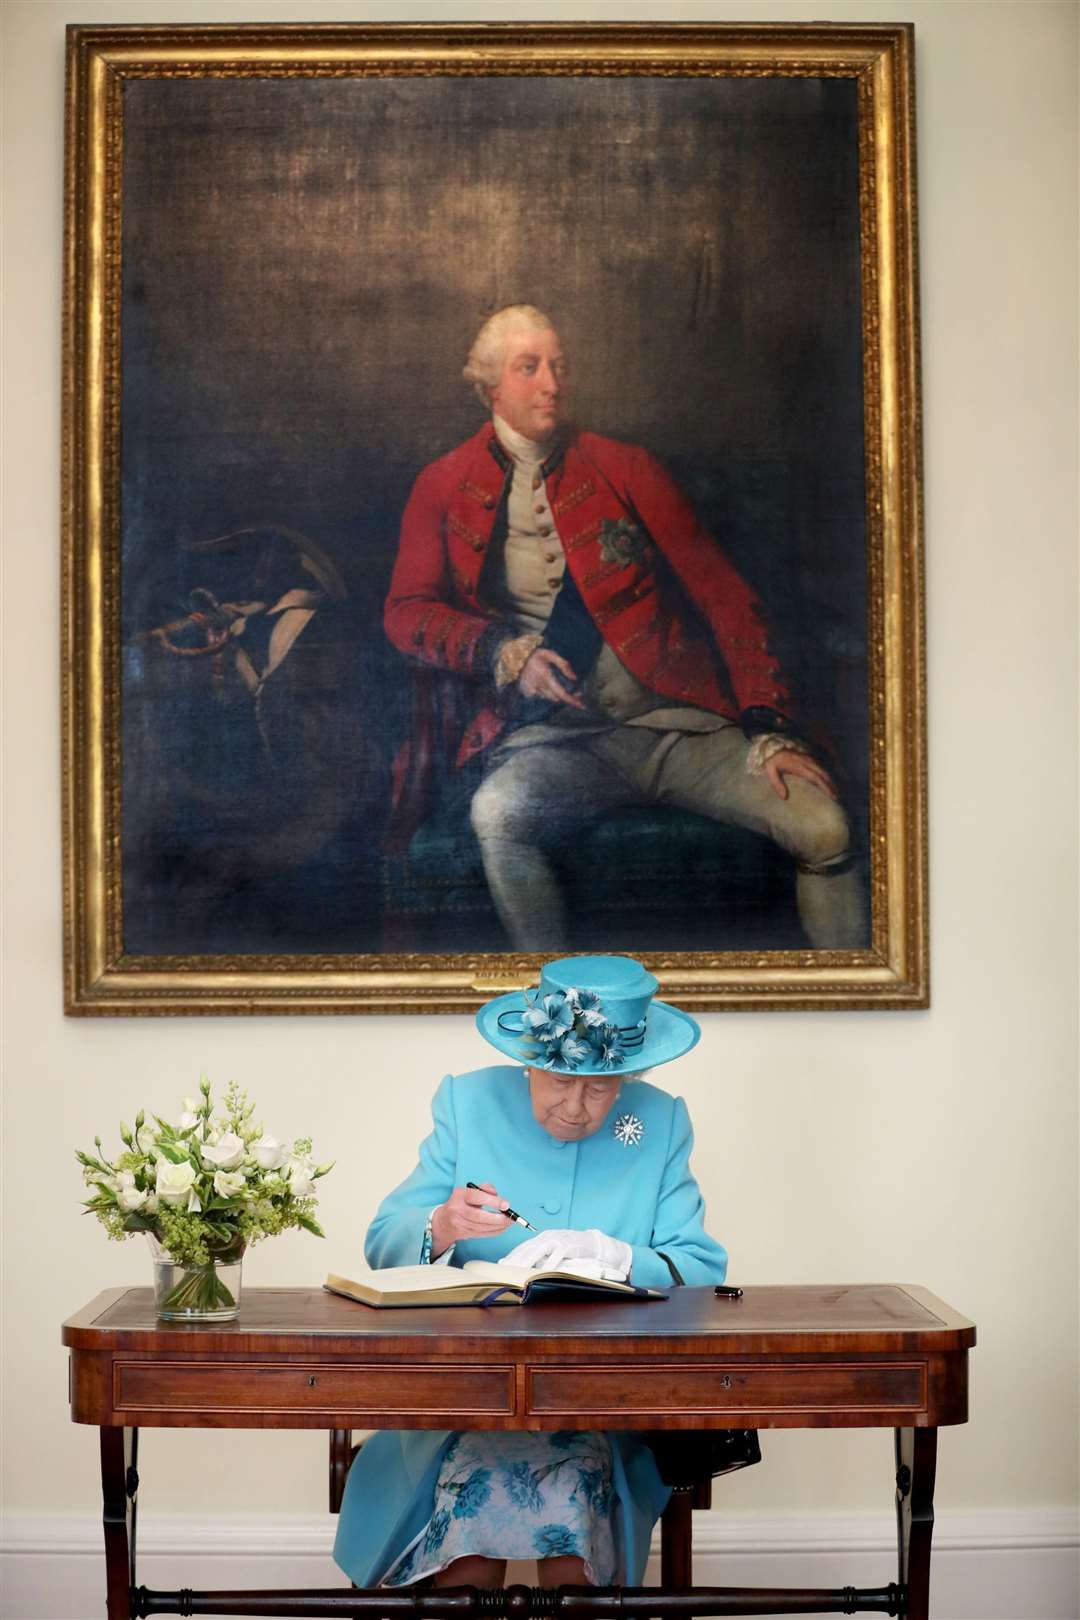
[
  {"x1": 250, "y1": 1134, "x2": 287, "y2": 1171},
  {"x1": 213, "y1": 1169, "x2": 246, "y2": 1198},
  {"x1": 200, "y1": 1132, "x2": 245, "y2": 1170},
  {"x1": 136, "y1": 1123, "x2": 159, "y2": 1152},
  {"x1": 113, "y1": 1171, "x2": 147, "y2": 1212},
  {"x1": 178, "y1": 1111, "x2": 199, "y2": 1130},
  {"x1": 287, "y1": 1159, "x2": 315, "y2": 1199},
  {"x1": 106, "y1": 1170, "x2": 135, "y2": 1193},
  {"x1": 155, "y1": 1158, "x2": 198, "y2": 1207},
  {"x1": 143, "y1": 1193, "x2": 159, "y2": 1214}
]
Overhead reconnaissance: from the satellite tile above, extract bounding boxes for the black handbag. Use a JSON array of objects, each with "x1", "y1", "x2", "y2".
[{"x1": 646, "y1": 1427, "x2": 762, "y2": 1484}]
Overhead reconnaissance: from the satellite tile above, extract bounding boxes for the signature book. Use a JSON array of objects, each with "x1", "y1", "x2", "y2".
[{"x1": 323, "y1": 1263, "x2": 668, "y2": 1308}]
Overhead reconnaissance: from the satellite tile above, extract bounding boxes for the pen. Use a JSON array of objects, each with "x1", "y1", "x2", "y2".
[
  {"x1": 467, "y1": 1181, "x2": 539, "y2": 1233},
  {"x1": 714, "y1": 1284, "x2": 744, "y2": 1299}
]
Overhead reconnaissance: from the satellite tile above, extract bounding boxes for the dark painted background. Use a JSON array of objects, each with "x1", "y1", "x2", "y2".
[{"x1": 119, "y1": 73, "x2": 867, "y2": 956}]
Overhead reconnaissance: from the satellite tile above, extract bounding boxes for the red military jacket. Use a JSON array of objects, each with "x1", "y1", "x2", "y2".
[{"x1": 384, "y1": 423, "x2": 792, "y2": 772}]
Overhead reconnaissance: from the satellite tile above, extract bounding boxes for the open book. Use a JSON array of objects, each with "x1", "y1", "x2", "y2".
[{"x1": 323, "y1": 1261, "x2": 667, "y2": 1308}]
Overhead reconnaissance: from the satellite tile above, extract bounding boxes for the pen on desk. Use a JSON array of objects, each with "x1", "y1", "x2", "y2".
[
  {"x1": 466, "y1": 1181, "x2": 539, "y2": 1233},
  {"x1": 714, "y1": 1284, "x2": 744, "y2": 1299}
]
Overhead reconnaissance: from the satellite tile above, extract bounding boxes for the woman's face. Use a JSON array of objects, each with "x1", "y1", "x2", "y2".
[{"x1": 527, "y1": 1067, "x2": 622, "y2": 1142}]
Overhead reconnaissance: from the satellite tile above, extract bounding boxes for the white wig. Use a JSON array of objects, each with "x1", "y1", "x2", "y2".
[{"x1": 463, "y1": 304, "x2": 556, "y2": 405}]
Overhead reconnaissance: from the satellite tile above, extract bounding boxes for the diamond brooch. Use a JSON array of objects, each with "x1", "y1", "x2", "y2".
[{"x1": 613, "y1": 1112, "x2": 645, "y2": 1148}]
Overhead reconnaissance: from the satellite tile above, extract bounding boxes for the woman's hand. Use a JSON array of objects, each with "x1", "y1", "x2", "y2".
[
  {"x1": 504, "y1": 1227, "x2": 632, "y2": 1280},
  {"x1": 430, "y1": 1183, "x2": 511, "y2": 1258}
]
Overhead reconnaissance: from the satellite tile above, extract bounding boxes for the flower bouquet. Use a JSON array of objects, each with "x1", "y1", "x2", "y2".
[{"x1": 77, "y1": 1078, "x2": 332, "y2": 1318}]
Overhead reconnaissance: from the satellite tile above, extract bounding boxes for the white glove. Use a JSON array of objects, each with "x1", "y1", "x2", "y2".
[{"x1": 503, "y1": 1227, "x2": 632, "y2": 1281}]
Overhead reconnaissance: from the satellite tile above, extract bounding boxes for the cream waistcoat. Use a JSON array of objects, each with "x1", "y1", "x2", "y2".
[{"x1": 489, "y1": 418, "x2": 731, "y2": 734}]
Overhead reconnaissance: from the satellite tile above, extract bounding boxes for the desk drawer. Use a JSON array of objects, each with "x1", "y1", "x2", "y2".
[
  {"x1": 528, "y1": 1362, "x2": 926, "y2": 1416},
  {"x1": 114, "y1": 1361, "x2": 515, "y2": 1417}
]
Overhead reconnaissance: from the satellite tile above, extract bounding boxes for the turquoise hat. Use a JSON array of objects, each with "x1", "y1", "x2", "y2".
[{"x1": 476, "y1": 955, "x2": 700, "y2": 1076}]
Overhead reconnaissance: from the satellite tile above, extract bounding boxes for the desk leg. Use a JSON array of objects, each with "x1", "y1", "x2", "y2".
[
  {"x1": 101, "y1": 1426, "x2": 138, "y2": 1620},
  {"x1": 660, "y1": 1486, "x2": 694, "y2": 1589},
  {"x1": 895, "y1": 1428, "x2": 937, "y2": 1620}
]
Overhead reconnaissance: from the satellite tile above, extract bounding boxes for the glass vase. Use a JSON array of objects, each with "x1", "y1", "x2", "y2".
[{"x1": 148, "y1": 1233, "x2": 244, "y2": 1321}]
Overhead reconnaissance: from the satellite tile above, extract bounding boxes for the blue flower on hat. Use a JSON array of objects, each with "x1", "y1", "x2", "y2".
[
  {"x1": 583, "y1": 1015, "x2": 612, "y2": 1047},
  {"x1": 594, "y1": 1030, "x2": 626, "y2": 1070},
  {"x1": 567, "y1": 986, "x2": 604, "y2": 1018},
  {"x1": 566, "y1": 988, "x2": 609, "y2": 1038},
  {"x1": 548, "y1": 1033, "x2": 592, "y2": 1071},
  {"x1": 522, "y1": 993, "x2": 574, "y2": 1046}
]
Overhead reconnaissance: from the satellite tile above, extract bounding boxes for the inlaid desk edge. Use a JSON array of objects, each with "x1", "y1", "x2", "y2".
[
  {"x1": 63, "y1": 1284, "x2": 974, "y2": 1434},
  {"x1": 62, "y1": 1283, "x2": 977, "y2": 1349}
]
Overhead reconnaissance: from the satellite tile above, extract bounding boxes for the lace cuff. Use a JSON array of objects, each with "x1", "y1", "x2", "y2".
[
  {"x1": 494, "y1": 631, "x2": 543, "y2": 689},
  {"x1": 745, "y1": 733, "x2": 812, "y2": 776}
]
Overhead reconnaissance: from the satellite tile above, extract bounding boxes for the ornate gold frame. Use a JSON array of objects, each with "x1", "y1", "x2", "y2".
[{"x1": 62, "y1": 21, "x2": 927, "y2": 1015}]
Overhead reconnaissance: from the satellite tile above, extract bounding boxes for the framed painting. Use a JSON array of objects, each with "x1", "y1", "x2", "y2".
[{"x1": 62, "y1": 21, "x2": 927, "y2": 1014}]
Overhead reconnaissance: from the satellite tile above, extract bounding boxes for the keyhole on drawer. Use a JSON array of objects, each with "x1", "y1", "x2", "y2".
[
  {"x1": 308, "y1": 1375, "x2": 318, "y2": 1387},
  {"x1": 719, "y1": 1376, "x2": 732, "y2": 1390}
]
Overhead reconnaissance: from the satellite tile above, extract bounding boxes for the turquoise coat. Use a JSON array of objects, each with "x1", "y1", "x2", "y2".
[{"x1": 333, "y1": 1065, "x2": 727, "y2": 1587}]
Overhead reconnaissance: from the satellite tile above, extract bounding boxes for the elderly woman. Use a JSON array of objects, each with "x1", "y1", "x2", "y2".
[{"x1": 333, "y1": 955, "x2": 728, "y2": 1592}]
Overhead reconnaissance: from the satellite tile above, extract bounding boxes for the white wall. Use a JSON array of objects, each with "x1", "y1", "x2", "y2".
[{"x1": 2, "y1": 0, "x2": 1077, "y2": 1614}]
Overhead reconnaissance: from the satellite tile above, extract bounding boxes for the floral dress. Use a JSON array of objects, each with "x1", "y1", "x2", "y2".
[{"x1": 383, "y1": 1431, "x2": 617, "y2": 1587}]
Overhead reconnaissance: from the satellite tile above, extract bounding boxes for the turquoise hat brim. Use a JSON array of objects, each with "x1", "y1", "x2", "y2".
[{"x1": 476, "y1": 991, "x2": 700, "y2": 1075}]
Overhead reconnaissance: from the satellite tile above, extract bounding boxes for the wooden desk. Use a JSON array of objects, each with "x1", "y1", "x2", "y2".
[{"x1": 63, "y1": 1284, "x2": 974, "y2": 1620}]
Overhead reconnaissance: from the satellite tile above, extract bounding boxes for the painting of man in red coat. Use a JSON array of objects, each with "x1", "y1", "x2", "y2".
[{"x1": 385, "y1": 305, "x2": 864, "y2": 951}]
